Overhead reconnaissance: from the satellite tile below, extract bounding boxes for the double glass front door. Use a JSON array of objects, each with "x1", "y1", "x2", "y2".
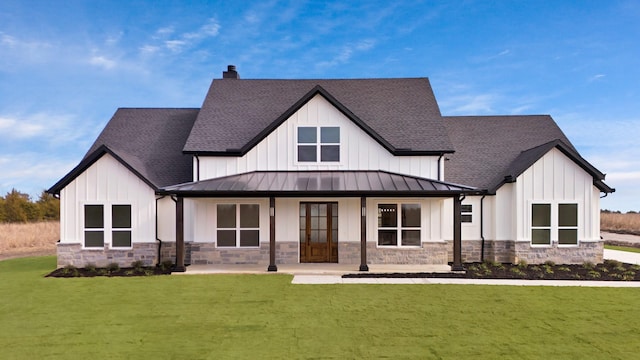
[{"x1": 299, "y1": 202, "x2": 338, "y2": 263}]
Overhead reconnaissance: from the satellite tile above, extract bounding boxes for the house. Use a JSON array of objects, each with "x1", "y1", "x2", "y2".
[{"x1": 48, "y1": 65, "x2": 614, "y2": 271}]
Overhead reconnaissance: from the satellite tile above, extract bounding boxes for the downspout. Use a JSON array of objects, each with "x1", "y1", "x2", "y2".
[
  {"x1": 155, "y1": 195, "x2": 165, "y2": 266},
  {"x1": 480, "y1": 194, "x2": 486, "y2": 262},
  {"x1": 437, "y1": 154, "x2": 444, "y2": 181},
  {"x1": 194, "y1": 154, "x2": 200, "y2": 182},
  {"x1": 600, "y1": 193, "x2": 608, "y2": 199}
]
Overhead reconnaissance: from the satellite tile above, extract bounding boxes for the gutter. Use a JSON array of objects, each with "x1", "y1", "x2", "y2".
[{"x1": 437, "y1": 154, "x2": 444, "y2": 181}]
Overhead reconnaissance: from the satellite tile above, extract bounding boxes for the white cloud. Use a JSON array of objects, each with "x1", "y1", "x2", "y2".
[
  {"x1": 316, "y1": 39, "x2": 377, "y2": 69},
  {"x1": 89, "y1": 55, "x2": 117, "y2": 69},
  {"x1": 165, "y1": 40, "x2": 187, "y2": 52},
  {"x1": 0, "y1": 116, "x2": 46, "y2": 138},
  {"x1": 139, "y1": 44, "x2": 160, "y2": 54},
  {"x1": 0, "y1": 153, "x2": 79, "y2": 198},
  {"x1": 439, "y1": 94, "x2": 498, "y2": 114},
  {"x1": 588, "y1": 74, "x2": 605, "y2": 82}
]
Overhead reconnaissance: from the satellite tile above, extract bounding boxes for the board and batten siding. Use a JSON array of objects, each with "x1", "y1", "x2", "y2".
[
  {"x1": 515, "y1": 147, "x2": 600, "y2": 242},
  {"x1": 197, "y1": 94, "x2": 440, "y2": 180},
  {"x1": 59, "y1": 154, "x2": 157, "y2": 245}
]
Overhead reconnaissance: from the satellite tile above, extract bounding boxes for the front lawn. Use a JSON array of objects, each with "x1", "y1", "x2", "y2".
[
  {"x1": 605, "y1": 244, "x2": 640, "y2": 253},
  {"x1": 2, "y1": 257, "x2": 640, "y2": 359}
]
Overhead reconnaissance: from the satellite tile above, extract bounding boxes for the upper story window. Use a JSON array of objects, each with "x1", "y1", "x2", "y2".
[{"x1": 297, "y1": 126, "x2": 340, "y2": 162}]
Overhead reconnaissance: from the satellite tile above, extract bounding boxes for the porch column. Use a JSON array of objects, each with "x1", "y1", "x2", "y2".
[
  {"x1": 359, "y1": 196, "x2": 369, "y2": 271},
  {"x1": 452, "y1": 195, "x2": 464, "y2": 271},
  {"x1": 174, "y1": 196, "x2": 186, "y2": 272},
  {"x1": 267, "y1": 196, "x2": 277, "y2": 272}
]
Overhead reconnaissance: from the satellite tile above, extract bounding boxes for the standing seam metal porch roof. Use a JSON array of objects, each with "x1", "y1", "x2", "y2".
[{"x1": 160, "y1": 171, "x2": 479, "y2": 197}]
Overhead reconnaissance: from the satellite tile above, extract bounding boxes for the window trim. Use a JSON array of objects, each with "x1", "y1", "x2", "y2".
[
  {"x1": 215, "y1": 203, "x2": 261, "y2": 249},
  {"x1": 461, "y1": 204, "x2": 473, "y2": 224},
  {"x1": 376, "y1": 201, "x2": 422, "y2": 248},
  {"x1": 529, "y1": 201, "x2": 579, "y2": 247},
  {"x1": 82, "y1": 202, "x2": 134, "y2": 250},
  {"x1": 295, "y1": 125, "x2": 341, "y2": 164}
]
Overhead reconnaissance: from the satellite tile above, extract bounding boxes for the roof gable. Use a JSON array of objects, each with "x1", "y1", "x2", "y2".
[
  {"x1": 49, "y1": 108, "x2": 199, "y2": 194},
  {"x1": 184, "y1": 78, "x2": 454, "y2": 155},
  {"x1": 443, "y1": 115, "x2": 613, "y2": 193},
  {"x1": 48, "y1": 145, "x2": 155, "y2": 194}
]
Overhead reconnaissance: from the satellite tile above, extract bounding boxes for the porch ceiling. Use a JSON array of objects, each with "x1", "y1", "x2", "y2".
[{"x1": 159, "y1": 170, "x2": 481, "y2": 197}]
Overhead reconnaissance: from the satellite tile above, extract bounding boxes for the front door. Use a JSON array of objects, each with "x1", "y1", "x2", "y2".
[{"x1": 300, "y1": 202, "x2": 338, "y2": 263}]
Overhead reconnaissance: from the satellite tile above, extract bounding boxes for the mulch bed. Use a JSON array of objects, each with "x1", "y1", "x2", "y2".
[
  {"x1": 343, "y1": 260, "x2": 640, "y2": 281},
  {"x1": 46, "y1": 265, "x2": 172, "y2": 278}
]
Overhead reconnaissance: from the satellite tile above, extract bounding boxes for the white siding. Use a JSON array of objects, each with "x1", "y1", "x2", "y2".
[
  {"x1": 513, "y1": 148, "x2": 600, "y2": 241},
  {"x1": 59, "y1": 154, "x2": 156, "y2": 245},
  {"x1": 198, "y1": 95, "x2": 440, "y2": 180}
]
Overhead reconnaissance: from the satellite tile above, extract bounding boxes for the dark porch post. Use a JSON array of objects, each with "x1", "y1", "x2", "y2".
[
  {"x1": 174, "y1": 196, "x2": 186, "y2": 272},
  {"x1": 452, "y1": 195, "x2": 464, "y2": 271},
  {"x1": 267, "y1": 196, "x2": 277, "y2": 272},
  {"x1": 359, "y1": 196, "x2": 369, "y2": 271}
]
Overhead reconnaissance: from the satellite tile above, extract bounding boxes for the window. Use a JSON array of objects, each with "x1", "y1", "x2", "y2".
[
  {"x1": 377, "y1": 203, "x2": 421, "y2": 247},
  {"x1": 531, "y1": 204, "x2": 551, "y2": 245},
  {"x1": 216, "y1": 204, "x2": 260, "y2": 247},
  {"x1": 530, "y1": 203, "x2": 578, "y2": 245},
  {"x1": 83, "y1": 204, "x2": 132, "y2": 248},
  {"x1": 461, "y1": 204, "x2": 473, "y2": 223},
  {"x1": 297, "y1": 126, "x2": 340, "y2": 162},
  {"x1": 112, "y1": 205, "x2": 132, "y2": 247},
  {"x1": 558, "y1": 204, "x2": 578, "y2": 245},
  {"x1": 84, "y1": 205, "x2": 104, "y2": 247}
]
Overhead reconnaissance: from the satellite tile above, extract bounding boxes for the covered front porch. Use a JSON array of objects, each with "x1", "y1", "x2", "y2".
[{"x1": 160, "y1": 170, "x2": 481, "y2": 272}]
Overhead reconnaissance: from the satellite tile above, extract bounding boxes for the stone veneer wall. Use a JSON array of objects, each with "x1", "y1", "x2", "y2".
[
  {"x1": 444, "y1": 240, "x2": 603, "y2": 264},
  {"x1": 57, "y1": 243, "x2": 158, "y2": 268},
  {"x1": 366, "y1": 242, "x2": 448, "y2": 264},
  {"x1": 188, "y1": 242, "x2": 270, "y2": 265},
  {"x1": 338, "y1": 242, "x2": 360, "y2": 264},
  {"x1": 514, "y1": 241, "x2": 603, "y2": 264}
]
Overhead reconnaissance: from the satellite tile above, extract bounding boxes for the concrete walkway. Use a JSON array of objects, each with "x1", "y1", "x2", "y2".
[
  {"x1": 604, "y1": 249, "x2": 640, "y2": 265},
  {"x1": 291, "y1": 275, "x2": 640, "y2": 287}
]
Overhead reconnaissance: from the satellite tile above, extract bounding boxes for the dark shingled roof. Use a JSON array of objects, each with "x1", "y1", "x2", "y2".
[
  {"x1": 443, "y1": 115, "x2": 612, "y2": 193},
  {"x1": 160, "y1": 170, "x2": 479, "y2": 197},
  {"x1": 183, "y1": 78, "x2": 454, "y2": 155},
  {"x1": 48, "y1": 108, "x2": 199, "y2": 194}
]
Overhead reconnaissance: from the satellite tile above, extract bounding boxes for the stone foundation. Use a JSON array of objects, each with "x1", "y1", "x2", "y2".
[
  {"x1": 57, "y1": 243, "x2": 159, "y2": 268},
  {"x1": 189, "y1": 242, "x2": 270, "y2": 265},
  {"x1": 366, "y1": 242, "x2": 448, "y2": 264},
  {"x1": 514, "y1": 241, "x2": 603, "y2": 264},
  {"x1": 338, "y1": 242, "x2": 360, "y2": 264},
  {"x1": 57, "y1": 239, "x2": 605, "y2": 268}
]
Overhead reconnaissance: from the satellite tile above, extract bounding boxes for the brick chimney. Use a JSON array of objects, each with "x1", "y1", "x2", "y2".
[{"x1": 223, "y1": 65, "x2": 239, "y2": 79}]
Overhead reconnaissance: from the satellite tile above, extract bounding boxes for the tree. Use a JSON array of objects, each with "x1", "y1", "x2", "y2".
[
  {"x1": 3, "y1": 189, "x2": 30, "y2": 222},
  {"x1": 37, "y1": 191, "x2": 60, "y2": 221}
]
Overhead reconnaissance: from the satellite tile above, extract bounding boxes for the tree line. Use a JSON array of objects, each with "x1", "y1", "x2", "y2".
[{"x1": 0, "y1": 189, "x2": 60, "y2": 223}]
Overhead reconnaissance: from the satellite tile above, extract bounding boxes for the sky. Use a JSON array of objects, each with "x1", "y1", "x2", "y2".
[{"x1": 0, "y1": 0, "x2": 638, "y2": 211}]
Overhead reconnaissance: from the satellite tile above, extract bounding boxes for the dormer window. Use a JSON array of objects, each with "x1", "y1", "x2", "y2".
[{"x1": 297, "y1": 126, "x2": 340, "y2": 162}]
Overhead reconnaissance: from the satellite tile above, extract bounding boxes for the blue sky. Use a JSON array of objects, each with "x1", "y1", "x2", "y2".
[{"x1": 0, "y1": 0, "x2": 638, "y2": 211}]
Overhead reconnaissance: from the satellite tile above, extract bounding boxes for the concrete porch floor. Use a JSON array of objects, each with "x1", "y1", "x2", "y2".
[{"x1": 173, "y1": 263, "x2": 452, "y2": 275}]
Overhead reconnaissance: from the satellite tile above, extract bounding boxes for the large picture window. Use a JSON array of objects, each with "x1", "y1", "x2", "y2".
[
  {"x1": 216, "y1": 204, "x2": 260, "y2": 247},
  {"x1": 83, "y1": 204, "x2": 132, "y2": 248},
  {"x1": 297, "y1": 126, "x2": 340, "y2": 162},
  {"x1": 530, "y1": 203, "x2": 578, "y2": 245},
  {"x1": 377, "y1": 203, "x2": 421, "y2": 247}
]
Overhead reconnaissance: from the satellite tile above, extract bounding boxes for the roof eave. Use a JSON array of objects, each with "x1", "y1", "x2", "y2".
[{"x1": 47, "y1": 145, "x2": 158, "y2": 195}]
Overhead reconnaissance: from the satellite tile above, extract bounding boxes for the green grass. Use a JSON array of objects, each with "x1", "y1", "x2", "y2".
[
  {"x1": 605, "y1": 244, "x2": 640, "y2": 253},
  {"x1": 2, "y1": 257, "x2": 640, "y2": 359}
]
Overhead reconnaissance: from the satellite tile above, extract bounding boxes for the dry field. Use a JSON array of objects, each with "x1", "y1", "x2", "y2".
[
  {"x1": 0, "y1": 221, "x2": 59, "y2": 260},
  {"x1": 601, "y1": 212, "x2": 640, "y2": 235}
]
